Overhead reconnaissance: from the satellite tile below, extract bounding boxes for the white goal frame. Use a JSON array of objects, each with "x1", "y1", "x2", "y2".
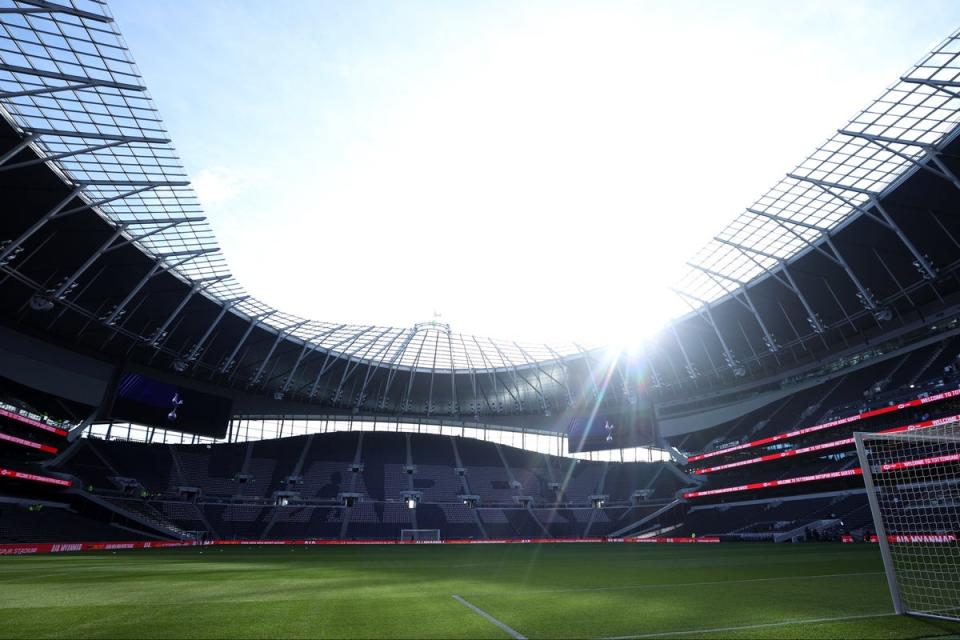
[
  {"x1": 400, "y1": 529, "x2": 441, "y2": 542},
  {"x1": 855, "y1": 426, "x2": 960, "y2": 622}
]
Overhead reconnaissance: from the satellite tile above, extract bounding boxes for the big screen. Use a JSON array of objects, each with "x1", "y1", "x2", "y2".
[
  {"x1": 567, "y1": 400, "x2": 658, "y2": 454},
  {"x1": 111, "y1": 372, "x2": 232, "y2": 439}
]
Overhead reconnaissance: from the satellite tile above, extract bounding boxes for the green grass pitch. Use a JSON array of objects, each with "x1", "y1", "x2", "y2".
[{"x1": 1, "y1": 543, "x2": 958, "y2": 639}]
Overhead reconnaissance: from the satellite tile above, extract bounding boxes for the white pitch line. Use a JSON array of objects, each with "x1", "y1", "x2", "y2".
[
  {"x1": 599, "y1": 612, "x2": 897, "y2": 639},
  {"x1": 453, "y1": 594, "x2": 527, "y2": 640},
  {"x1": 461, "y1": 570, "x2": 883, "y2": 598}
]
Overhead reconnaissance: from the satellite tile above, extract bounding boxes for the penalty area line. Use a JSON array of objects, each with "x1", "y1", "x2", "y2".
[
  {"x1": 453, "y1": 594, "x2": 527, "y2": 640},
  {"x1": 599, "y1": 611, "x2": 898, "y2": 639}
]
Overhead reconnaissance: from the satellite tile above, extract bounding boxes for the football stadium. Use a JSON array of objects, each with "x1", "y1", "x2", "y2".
[{"x1": 3, "y1": 1, "x2": 960, "y2": 638}]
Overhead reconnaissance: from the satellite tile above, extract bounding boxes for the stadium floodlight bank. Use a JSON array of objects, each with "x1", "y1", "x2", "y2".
[
  {"x1": 400, "y1": 529, "x2": 441, "y2": 543},
  {"x1": 855, "y1": 424, "x2": 960, "y2": 622}
]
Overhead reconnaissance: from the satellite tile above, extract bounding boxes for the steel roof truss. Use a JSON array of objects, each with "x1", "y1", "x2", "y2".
[
  {"x1": 148, "y1": 274, "x2": 231, "y2": 348},
  {"x1": 691, "y1": 264, "x2": 778, "y2": 353},
  {"x1": 218, "y1": 309, "x2": 276, "y2": 374},
  {"x1": 182, "y1": 295, "x2": 249, "y2": 364},
  {"x1": 5, "y1": 0, "x2": 113, "y2": 22},
  {"x1": 248, "y1": 319, "x2": 309, "y2": 387},
  {"x1": 103, "y1": 248, "x2": 216, "y2": 326},
  {"x1": 0, "y1": 184, "x2": 82, "y2": 264},
  {"x1": 838, "y1": 128, "x2": 960, "y2": 191},
  {"x1": 788, "y1": 173, "x2": 937, "y2": 279}
]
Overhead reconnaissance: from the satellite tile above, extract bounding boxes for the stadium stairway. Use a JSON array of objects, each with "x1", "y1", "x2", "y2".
[
  {"x1": 606, "y1": 499, "x2": 684, "y2": 538},
  {"x1": 66, "y1": 487, "x2": 189, "y2": 541},
  {"x1": 450, "y1": 436, "x2": 489, "y2": 538}
]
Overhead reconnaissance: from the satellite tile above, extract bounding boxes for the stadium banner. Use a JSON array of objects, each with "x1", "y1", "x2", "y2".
[
  {"x1": 887, "y1": 534, "x2": 957, "y2": 543},
  {"x1": 693, "y1": 413, "x2": 960, "y2": 475},
  {"x1": 0, "y1": 537, "x2": 720, "y2": 555},
  {"x1": 0, "y1": 466, "x2": 72, "y2": 487},
  {"x1": 0, "y1": 430, "x2": 58, "y2": 454},
  {"x1": 683, "y1": 467, "x2": 863, "y2": 499},
  {"x1": 688, "y1": 444, "x2": 960, "y2": 498},
  {"x1": 0, "y1": 540, "x2": 195, "y2": 556},
  {"x1": 0, "y1": 405, "x2": 68, "y2": 436},
  {"x1": 687, "y1": 387, "x2": 960, "y2": 463},
  {"x1": 880, "y1": 452, "x2": 960, "y2": 472}
]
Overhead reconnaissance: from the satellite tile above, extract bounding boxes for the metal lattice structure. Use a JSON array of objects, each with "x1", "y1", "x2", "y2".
[
  {"x1": 0, "y1": 0, "x2": 584, "y2": 373},
  {"x1": 675, "y1": 33, "x2": 960, "y2": 313}
]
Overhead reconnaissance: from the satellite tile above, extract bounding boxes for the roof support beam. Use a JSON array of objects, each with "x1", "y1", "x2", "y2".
[
  {"x1": 248, "y1": 319, "x2": 309, "y2": 387},
  {"x1": 543, "y1": 345, "x2": 574, "y2": 407},
  {"x1": 219, "y1": 309, "x2": 276, "y2": 374},
  {"x1": 475, "y1": 337, "x2": 507, "y2": 412},
  {"x1": 148, "y1": 274, "x2": 231, "y2": 348},
  {"x1": 748, "y1": 208, "x2": 875, "y2": 309},
  {"x1": 332, "y1": 326, "x2": 394, "y2": 405},
  {"x1": 459, "y1": 335, "x2": 482, "y2": 416},
  {"x1": 378, "y1": 329, "x2": 420, "y2": 408},
  {"x1": 182, "y1": 296, "x2": 249, "y2": 364},
  {"x1": 668, "y1": 325, "x2": 698, "y2": 380},
  {"x1": 400, "y1": 334, "x2": 429, "y2": 412},
  {"x1": 51, "y1": 227, "x2": 124, "y2": 299},
  {"x1": 0, "y1": 139, "x2": 128, "y2": 172},
  {"x1": 0, "y1": 80, "x2": 104, "y2": 100},
  {"x1": 838, "y1": 128, "x2": 960, "y2": 191},
  {"x1": 781, "y1": 263, "x2": 824, "y2": 334},
  {"x1": 104, "y1": 217, "x2": 208, "y2": 251},
  {"x1": 307, "y1": 327, "x2": 376, "y2": 399},
  {"x1": 54, "y1": 184, "x2": 161, "y2": 218},
  {"x1": 486, "y1": 339, "x2": 530, "y2": 409},
  {"x1": 672, "y1": 289, "x2": 740, "y2": 372},
  {"x1": 688, "y1": 263, "x2": 778, "y2": 352},
  {"x1": 516, "y1": 343, "x2": 567, "y2": 398},
  {"x1": 352, "y1": 329, "x2": 406, "y2": 409},
  {"x1": 713, "y1": 237, "x2": 793, "y2": 290},
  {"x1": 0, "y1": 185, "x2": 84, "y2": 264},
  {"x1": 788, "y1": 173, "x2": 937, "y2": 280},
  {"x1": 2, "y1": 1, "x2": 112, "y2": 22},
  {"x1": 0, "y1": 134, "x2": 35, "y2": 166},
  {"x1": 102, "y1": 249, "x2": 217, "y2": 326},
  {"x1": 20, "y1": 127, "x2": 169, "y2": 145},
  {"x1": 278, "y1": 324, "x2": 346, "y2": 395},
  {"x1": 575, "y1": 342, "x2": 601, "y2": 396},
  {"x1": 0, "y1": 64, "x2": 139, "y2": 91},
  {"x1": 50, "y1": 218, "x2": 205, "y2": 300},
  {"x1": 446, "y1": 331, "x2": 459, "y2": 415},
  {"x1": 900, "y1": 76, "x2": 960, "y2": 100}
]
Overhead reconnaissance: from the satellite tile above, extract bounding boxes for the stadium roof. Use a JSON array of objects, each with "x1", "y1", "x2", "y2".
[
  {"x1": 674, "y1": 32, "x2": 960, "y2": 311},
  {"x1": 0, "y1": 0, "x2": 585, "y2": 371}
]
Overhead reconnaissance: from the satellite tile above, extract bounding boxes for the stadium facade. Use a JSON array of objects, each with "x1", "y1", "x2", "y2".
[{"x1": 1, "y1": 0, "x2": 960, "y2": 552}]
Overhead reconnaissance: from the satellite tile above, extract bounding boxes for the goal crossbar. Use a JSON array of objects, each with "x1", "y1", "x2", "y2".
[{"x1": 400, "y1": 529, "x2": 440, "y2": 542}]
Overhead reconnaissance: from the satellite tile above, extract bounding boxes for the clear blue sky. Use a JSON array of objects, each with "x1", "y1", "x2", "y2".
[{"x1": 111, "y1": 0, "x2": 960, "y2": 345}]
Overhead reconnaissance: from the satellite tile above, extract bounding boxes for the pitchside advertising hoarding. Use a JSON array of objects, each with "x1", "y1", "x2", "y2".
[{"x1": 0, "y1": 537, "x2": 721, "y2": 556}]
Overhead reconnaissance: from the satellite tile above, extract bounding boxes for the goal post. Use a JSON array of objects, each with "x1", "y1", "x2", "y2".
[
  {"x1": 855, "y1": 423, "x2": 960, "y2": 621},
  {"x1": 400, "y1": 529, "x2": 441, "y2": 543}
]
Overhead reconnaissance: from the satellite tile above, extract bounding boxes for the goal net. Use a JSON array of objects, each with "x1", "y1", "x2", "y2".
[
  {"x1": 855, "y1": 422, "x2": 960, "y2": 621},
  {"x1": 400, "y1": 529, "x2": 441, "y2": 543}
]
